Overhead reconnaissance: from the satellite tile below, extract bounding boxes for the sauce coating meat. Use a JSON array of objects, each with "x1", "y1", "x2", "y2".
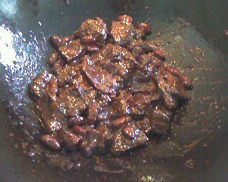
[{"x1": 31, "y1": 15, "x2": 193, "y2": 157}]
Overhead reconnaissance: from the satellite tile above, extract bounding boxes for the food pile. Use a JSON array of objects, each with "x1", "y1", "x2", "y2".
[{"x1": 30, "y1": 15, "x2": 193, "y2": 157}]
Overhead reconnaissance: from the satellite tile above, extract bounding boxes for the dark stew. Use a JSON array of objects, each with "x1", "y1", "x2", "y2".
[{"x1": 30, "y1": 15, "x2": 193, "y2": 157}]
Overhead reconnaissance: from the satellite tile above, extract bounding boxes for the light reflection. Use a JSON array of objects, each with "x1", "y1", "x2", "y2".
[
  {"x1": 0, "y1": 26, "x2": 16, "y2": 66},
  {"x1": 0, "y1": 0, "x2": 17, "y2": 16}
]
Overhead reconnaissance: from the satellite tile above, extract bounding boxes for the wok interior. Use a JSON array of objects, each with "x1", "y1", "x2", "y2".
[{"x1": 0, "y1": 0, "x2": 228, "y2": 181}]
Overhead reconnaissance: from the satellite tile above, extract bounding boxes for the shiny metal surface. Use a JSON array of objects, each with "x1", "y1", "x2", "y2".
[{"x1": 0, "y1": 0, "x2": 228, "y2": 181}]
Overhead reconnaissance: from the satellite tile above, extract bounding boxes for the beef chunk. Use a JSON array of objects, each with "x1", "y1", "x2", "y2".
[
  {"x1": 31, "y1": 70, "x2": 58, "y2": 100},
  {"x1": 148, "y1": 105, "x2": 173, "y2": 135},
  {"x1": 110, "y1": 94, "x2": 131, "y2": 117},
  {"x1": 91, "y1": 44, "x2": 138, "y2": 80},
  {"x1": 51, "y1": 58, "x2": 66, "y2": 76},
  {"x1": 33, "y1": 93, "x2": 64, "y2": 134},
  {"x1": 127, "y1": 39, "x2": 154, "y2": 54},
  {"x1": 109, "y1": 21, "x2": 135, "y2": 46},
  {"x1": 57, "y1": 127, "x2": 82, "y2": 150},
  {"x1": 80, "y1": 129, "x2": 99, "y2": 157},
  {"x1": 154, "y1": 69, "x2": 188, "y2": 109},
  {"x1": 82, "y1": 55, "x2": 123, "y2": 94},
  {"x1": 74, "y1": 17, "x2": 107, "y2": 46},
  {"x1": 58, "y1": 40, "x2": 85, "y2": 62},
  {"x1": 71, "y1": 75, "x2": 93, "y2": 95},
  {"x1": 86, "y1": 94, "x2": 112, "y2": 122},
  {"x1": 129, "y1": 93, "x2": 151, "y2": 116},
  {"x1": 96, "y1": 124, "x2": 112, "y2": 150},
  {"x1": 57, "y1": 62, "x2": 81, "y2": 86},
  {"x1": 109, "y1": 123, "x2": 148, "y2": 156},
  {"x1": 135, "y1": 117, "x2": 152, "y2": 135},
  {"x1": 57, "y1": 86, "x2": 87, "y2": 117}
]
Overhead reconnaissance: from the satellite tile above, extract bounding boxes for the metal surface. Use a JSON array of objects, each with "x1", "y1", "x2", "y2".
[{"x1": 0, "y1": 0, "x2": 228, "y2": 181}]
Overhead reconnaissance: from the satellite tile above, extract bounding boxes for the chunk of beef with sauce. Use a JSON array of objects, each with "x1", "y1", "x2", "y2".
[
  {"x1": 135, "y1": 117, "x2": 152, "y2": 136},
  {"x1": 58, "y1": 39, "x2": 85, "y2": 62},
  {"x1": 82, "y1": 55, "x2": 123, "y2": 95},
  {"x1": 57, "y1": 86, "x2": 87, "y2": 118},
  {"x1": 109, "y1": 20, "x2": 135, "y2": 46},
  {"x1": 109, "y1": 123, "x2": 148, "y2": 156},
  {"x1": 33, "y1": 93, "x2": 64, "y2": 134},
  {"x1": 74, "y1": 17, "x2": 107, "y2": 46},
  {"x1": 154, "y1": 68, "x2": 188, "y2": 109},
  {"x1": 86, "y1": 93, "x2": 112, "y2": 123},
  {"x1": 110, "y1": 90, "x2": 132, "y2": 117},
  {"x1": 57, "y1": 62, "x2": 81, "y2": 87},
  {"x1": 91, "y1": 44, "x2": 138, "y2": 81},
  {"x1": 96, "y1": 124, "x2": 112, "y2": 152},
  {"x1": 30, "y1": 70, "x2": 58, "y2": 100},
  {"x1": 148, "y1": 105, "x2": 173, "y2": 135},
  {"x1": 80, "y1": 129, "x2": 99, "y2": 157},
  {"x1": 128, "y1": 93, "x2": 151, "y2": 116},
  {"x1": 127, "y1": 39, "x2": 154, "y2": 55},
  {"x1": 51, "y1": 58, "x2": 66, "y2": 76},
  {"x1": 57, "y1": 127, "x2": 82, "y2": 150},
  {"x1": 71, "y1": 74, "x2": 93, "y2": 97}
]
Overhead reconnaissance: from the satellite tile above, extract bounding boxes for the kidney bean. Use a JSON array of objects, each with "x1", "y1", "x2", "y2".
[
  {"x1": 118, "y1": 15, "x2": 133, "y2": 23},
  {"x1": 67, "y1": 116, "x2": 86, "y2": 127},
  {"x1": 85, "y1": 45, "x2": 100, "y2": 52},
  {"x1": 165, "y1": 66, "x2": 180, "y2": 77},
  {"x1": 40, "y1": 135, "x2": 61, "y2": 150},
  {"x1": 50, "y1": 35, "x2": 62, "y2": 48},
  {"x1": 111, "y1": 116, "x2": 131, "y2": 129},
  {"x1": 47, "y1": 52, "x2": 59, "y2": 66},
  {"x1": 123, "y1": 125, "x2": 135, "y2": 139},
  {"x1": 178, "y1": 73, "x2": 193, "y2": 89},
  {"x1": 136, "y1": 23, "x2": 151, "y2": 34},
  {"x1": 80, "y1": 35, "x2": 96, "y2": 45},
  {"x1": 72, "y1": 125, "x2": 86, "y2": 136},
  {"x1": 62, "y1": 36, "x2": 72, "y2": 45},
  {"x1": 47, "y1": 77, "x2": 58, "y2": 94},
  {"x1": 152, "y1": 59, "x2": 160, "y2": 69},
  {"x1": 153, "y1": 49, "x2": 165, "y2": 61}
]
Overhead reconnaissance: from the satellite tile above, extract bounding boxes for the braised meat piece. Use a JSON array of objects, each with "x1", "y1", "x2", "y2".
[
  {"x1": 82, "y1": 55, "x2": 123, "y2": 95},
  {"x1": 57, "y1": 127, "x2": 82, "y2": 150},
  {"x1": 109, "y1": 123, "x2": 148, "y2": 156},
  {"x1": 90, "y1": 44, "x2": 138, "y2": 81},
  {"x1": 57, "y1": 86, "x2": 87, "y2": 118},
  {"x1": 127, "y1": 39, "x2": 154, "y2": 55},
  {"x1": 57, "y1": 62, "x2": 81, "y2": 86},
  {"x1": 135, "y1": 117, "x2": 152, "y2": 136},
  {"x1": 80, "y1": 129, "x2": 99, "y2": 157},
  {"x1": 58, "y1": 39, "x2": 85, "y2": 62},
  {"x1": 96, "y1": 124, "x2": 112, "y2": 151},
  {"x1": 71, "y1": 74, "x2": 93, "y2": 96},
  {"x1": 148, "y1": 105, "x2": 173, "y2": 135},
  {"x1": 74, "y1": 17, "x2": 107, "y2": 46},
  {"x1": 51, "y1": 58, "x2": 66, "y2": 76},
  {"x1": 31, "y1": 70, "x2": 58, "y2": 100},
  {"x1": 129, "y1": 93, "x2": 151, "y2": 116},
  {"x1": 110, "y1": 90, "x2": 132, "y2": 117},
  {"x1": 154, "y1": 68, "x2": 188, "y2": 109},
  {"x1": 109, "y1": 20, "x2": 135, "y2": 46}
]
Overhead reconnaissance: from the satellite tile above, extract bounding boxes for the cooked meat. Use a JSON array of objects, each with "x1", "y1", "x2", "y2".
[{"x1": 30, "y1": 15, "x2": 192, "y2": 157}]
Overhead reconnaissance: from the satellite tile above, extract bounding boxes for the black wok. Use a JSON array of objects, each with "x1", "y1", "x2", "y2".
[{"x1": 0, "y1": 0, "x2": 228, "y2": 181}]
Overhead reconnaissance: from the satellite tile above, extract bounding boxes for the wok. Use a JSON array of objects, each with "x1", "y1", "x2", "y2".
[{"x1": 0, "y1": 0, "x2": 228, "y2": 181}]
